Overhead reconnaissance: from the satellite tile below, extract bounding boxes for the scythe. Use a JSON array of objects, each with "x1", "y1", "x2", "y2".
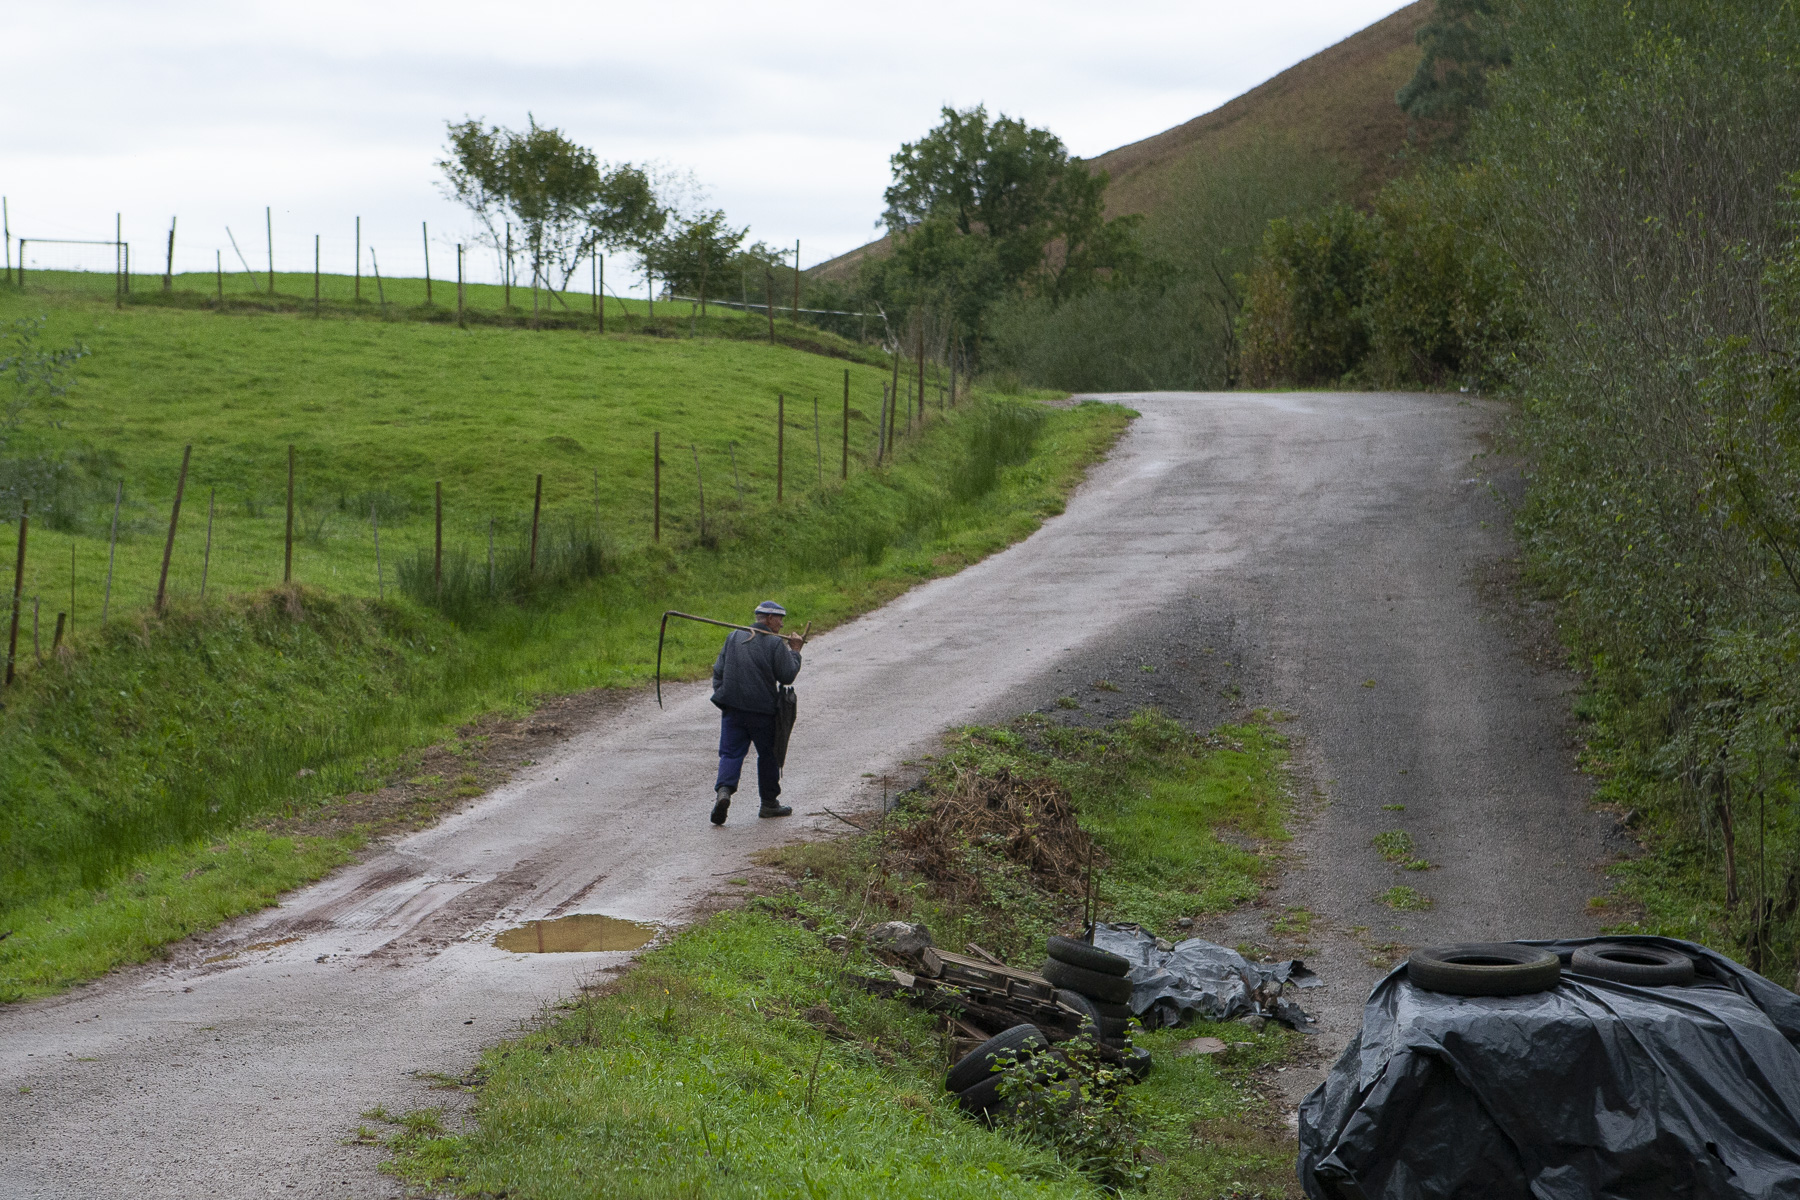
[{"x1": 655, "y1": 610, "x2": 810, "y2": 708}]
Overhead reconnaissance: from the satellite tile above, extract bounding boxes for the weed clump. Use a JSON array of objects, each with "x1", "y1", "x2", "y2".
[{"x1": 886, "y1": 763, "x2": 1101, "y2": 899}]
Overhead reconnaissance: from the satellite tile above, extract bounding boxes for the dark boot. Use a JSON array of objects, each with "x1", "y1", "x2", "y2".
[
  {"x1": 757, "y1": 801, "x2": 792, "y2": 818},
  {"x1": 710, "y1": 787, "x2": 732, "y2": 826}
]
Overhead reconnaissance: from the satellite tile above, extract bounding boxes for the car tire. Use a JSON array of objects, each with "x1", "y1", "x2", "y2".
[
  {"x1": 945, "y1": 1024, "x2": 1045, "y2": 1094},
  {"x1": 1406, "y1": 943, "x2": 1562, "y2": 996},
  {"x1": 1092, "y1": 999, "x2": 1133, "y2": 1021},
  {"x1": 1120, "y1": 1045, "x2": 1153, "y2": 1081},
  {"x1": 957, "y1": 1072, "x2": 1008, "y2": 1117},
  {"x1": 1571, "y1": 942, "x2": 1695, "y2": 987},
  {"x1": 1042, "y1": 958, "x2": 1134, "y2": 1004},
  {"x1": 1046, "y1": 935, "x2": 1131, "y2": 977}
]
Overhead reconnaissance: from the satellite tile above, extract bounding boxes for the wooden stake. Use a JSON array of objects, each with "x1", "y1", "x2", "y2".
[
  {"x1": 529, "y1": 473, "x2": 542, "y2": 574},
  {"x1": 355, "y1": 216, "x2": 361, "y2": 301},
  {"x1": 215, "y1": 250, "x2": 222, "y2": 304},
  {"x1": 422, "y1": 221, "x2": 432, "y2": 305},
  {"x1": 692, "y1": 445, "x2": 706, "y2": 541},
  {"x1": 52, "y1": 611, "x2": 65, "y2": 654},
  {"x1": 265, "y1": 205, "x2": 274, "y2": 294},
  {"x1": 163, "y1": 216, "x2": 176, "y2": 292},
  {"x1": 313, "y1": 234, "x2": 320, "y2": 315},
  {"x1": 597, "y1": 254, "x2": 604, "y2": 334},
  {"x1": 200, "y1": 488, "x2": 215, "y2": 600},
  {"x1": 157, "y1": 444, "x2": 192, "y2": 612},
  {"x1": 653, "y1": 433, "x2": 661, "y2": 542},
  {"x1": 793, "y1": 238, "x2": 801, "y2": 320},
  {"x1": 6, "y1": 500, "x2": 27, "y2": 685},
  {"x1": 916, "y1": 324, "x2": 925, "y2": 430},
  {"x1": 457, "y1": 244, "x2": 465, "y2": 327},
  {"x1": 504, "y1": 223, "x2": 511, "y2": 310},
  {"x1": 813, "y1": 395, "x2": 823, "y2": 489},
  {"x1": 68, "y1": 541, "x2": 74, "y2": 637},
  {"x1": 434, "y1": 481, "x2": 443, "y2": 592},
  {"x1": 889, "y1": 339, "x2": 900, "y2": 447},
  {"x1": 115, "y1": 214, "x2": 122, "y2": 309},
  {"x1": 371, "y1": 247, "x2": 386, "y2": 309},
  {"x1": 284, "y1": 443, "x2": 295, "y2": 583},
  {"x1": 777, "y1": 393, "x2": 785, "y2": 503},
  {"x1": 765, "y1": 267, "x2": 775, "y2": 343},
  {"x1": 102, "y1": 482, "x2": 120, "y2": 624},
  {"x1": 841, "y1": 369, "x2": 850, "y2": 480}
]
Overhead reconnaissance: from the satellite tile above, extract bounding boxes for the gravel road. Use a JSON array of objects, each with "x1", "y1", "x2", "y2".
[{"x1": 0, "y1": 391, "x2": 1615, "y2": 1195}]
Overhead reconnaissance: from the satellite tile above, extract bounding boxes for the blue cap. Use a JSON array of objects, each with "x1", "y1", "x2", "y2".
[{"x1": 754, "y1": 600, "x2": 786, "y2": 616}]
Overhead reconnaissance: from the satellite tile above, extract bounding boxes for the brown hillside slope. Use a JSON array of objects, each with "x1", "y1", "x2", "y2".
[{"x1": 811, "y1": 1, "x2": 1429, "y2": 285}]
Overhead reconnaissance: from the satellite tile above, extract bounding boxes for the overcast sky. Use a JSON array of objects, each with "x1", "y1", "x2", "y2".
[{"x1": 6, "y1": 1, "x2": 1409, "y2": 289}]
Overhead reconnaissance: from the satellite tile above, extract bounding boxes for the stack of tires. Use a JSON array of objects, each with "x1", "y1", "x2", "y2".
[
  {"x1": 945, "y1": 1024, "x2": 1048, "y2": 1118},
  {"x1": 1042, "y1": 935, "x2": 1151, "y2": 1078}
]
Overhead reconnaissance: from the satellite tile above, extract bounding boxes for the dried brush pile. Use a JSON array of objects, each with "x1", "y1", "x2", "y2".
[{"x1": 885, "y1": 764, "x2": 1101, "y2": 897}]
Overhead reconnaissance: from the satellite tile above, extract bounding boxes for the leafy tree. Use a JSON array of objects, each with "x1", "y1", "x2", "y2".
[
  {"x1": 437, "y1": 117, "x2": 666, "y2": 294},
  {"x1": 1397, "y1": 0, "x2": 1511, "y2": 143},
  {"x1": 645, "y1": 210, "x2": 747, "y2": 308},
  {"x1": 869, "y1": 105, "x2": 1139, "y2": 339}
]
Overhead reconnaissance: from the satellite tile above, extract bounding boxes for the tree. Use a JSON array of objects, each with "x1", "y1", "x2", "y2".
[
  {"x1": 645, "y1": 210, "x2": 747, "y2": 309},
  {"x1": 437, "y1": 117, "x2": 667, "y2": 294},
  {"x1": 870, "y1": 106, "x2": 1139, "y2": 336},
  {"x1": 1396, "y1": 0, "x2": 1511, "y2": 144}
]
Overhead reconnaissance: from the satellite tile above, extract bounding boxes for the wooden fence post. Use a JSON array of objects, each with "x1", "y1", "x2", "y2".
[
  {"x1": 457, "y1": 244, "x2": 465, "y2": 328},
  {"x1": 215, "y1": 250, "x2": 222, "y2": 304},
  {"x1": 102, "y1": 481, "x2": 121, "y2": 624},
  {"x1": 6, "y1": 500, "x2": 27, "y2": 685},
  {"x1": 793, "y1": 238, "x2": 801, "y2": 320},
  {"x1": 313, "y1": 234, "x2": 321, "y2": 315},
  {"x1": 653, "y1": 433, "x2": 662, "y2": 542},
  {"x1": 889, "y1": 339, "x2": 900, "y2": 446},
  {"x1": 841, "y1": 369, "x2": 850, "y2": 480},
  {"x1": 765, "y1": 268, "x2": 775, "y2": 343},
  {"x1": 777, "y1": 393, "x2": 785, "y2": 503},
  {"x1": 422, "y1": 221, "x2": 432, "y2": 305},
  {"x1": 434, "y1": 481, "x2": 444, "y2": 592},
  {"x1": 266, "y1": 206, "x2": 274, "y2": 294},
  {"x1": 200, "y1": 488, "x2": 215, "y2": 600},
  {"x1": 163, "y1": 216, "x2": 176, "y2": 292},
  {"x1": 692, "y1": 445, "x2": 707, "y2": 541},
  {"x1": 284, "y1": 443, "x2": 295, "y2": 583},
  {"x1": 157, "y1": 444, "x2": 192, "y2": 611},
  {"x1": 916, "y1": 325, "x2": 925, "y2": 429},
  {"x1": 813, "y1": 395, "x2": 823, "y2": 489},
  {"x1": 529, "y1": 473, "x2": 543, "y2": 574}
]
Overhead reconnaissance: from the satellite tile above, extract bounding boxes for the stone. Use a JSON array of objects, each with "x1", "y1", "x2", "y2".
[
  {"x1": 866, "y1": 921, "x2": 933, "y2": 960},
  {"x1": 1155, "y1": 937, "x2": 1175, "y2": 952},
  {"x1": 1174, "y1": 1036, "x2": 1228, "y2": 1057},
  {"x1": 1175, "y1": 917, "x2": 1194, "y2": 930},
  {"x1": 1236, "y1": 1014, "x2": 1267, "y2": 1032}
]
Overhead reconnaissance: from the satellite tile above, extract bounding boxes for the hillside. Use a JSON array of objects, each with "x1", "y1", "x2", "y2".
[{"x1": 811, "y1": 1, "x2": 1429, "y2": 284}]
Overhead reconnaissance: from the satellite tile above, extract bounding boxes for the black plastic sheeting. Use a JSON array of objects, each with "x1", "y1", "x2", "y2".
[
  {"x1": 1093, "y1": 923, "x2": 1320, "y2": 1032},
  {"x1": 1298, "y1": 936, "x2": 1800, "y2": 1199}
]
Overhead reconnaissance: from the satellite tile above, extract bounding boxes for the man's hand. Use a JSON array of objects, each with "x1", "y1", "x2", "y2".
[{"x1": 785, "y1": 634, "x2": 804, "y2": 651}]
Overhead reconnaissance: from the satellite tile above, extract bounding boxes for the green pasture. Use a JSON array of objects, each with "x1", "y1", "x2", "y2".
[{"x1": 0, "y1": 279, "x2": 1129, "y2": 997}]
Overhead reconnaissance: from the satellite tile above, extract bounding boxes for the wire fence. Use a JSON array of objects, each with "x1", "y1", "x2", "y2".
[{"x1": 1, "y1": 351, "x2": 976, "y2": 687}]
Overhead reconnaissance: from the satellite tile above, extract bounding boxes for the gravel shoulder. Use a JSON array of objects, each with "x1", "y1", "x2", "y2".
[{"x1": 0, "y1": 391, "x2": 1614, "y2": 1195}]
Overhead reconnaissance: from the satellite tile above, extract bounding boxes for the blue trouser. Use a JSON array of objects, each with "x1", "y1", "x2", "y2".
[{"x1": 715, "y1": 707, "x2": 781, "y2": 803}]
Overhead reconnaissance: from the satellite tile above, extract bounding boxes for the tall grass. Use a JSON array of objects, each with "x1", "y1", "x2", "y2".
[{"x1": 396, "y1": 516, "x2": 613, "y2": 623}]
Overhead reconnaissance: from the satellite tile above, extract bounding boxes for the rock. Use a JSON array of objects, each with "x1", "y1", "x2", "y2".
[
  {"x1": 1155, "y1": 937, "x2": 1175, "y2": 952},
  {"x1": 1236, "y1": 1014, "x2": 1267, "y2": 1032},
  {"x1": 1174, "y1": 1036, "x2": 1228, "y2": 1057},
  {"x1": 824, "y1": 934, "x2": 850, "y2": 953},
  {"x1": 866, "y1": 921, "x2": 933, "y2": 960},
  {"x1": 1175, "y1": 917, "x2": 1194, "y2": 930}
]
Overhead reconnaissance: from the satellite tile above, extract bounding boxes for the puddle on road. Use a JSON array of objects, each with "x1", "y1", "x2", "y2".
[{"x1": 495, "y1": 914, "x2": 657, "y2": 953}]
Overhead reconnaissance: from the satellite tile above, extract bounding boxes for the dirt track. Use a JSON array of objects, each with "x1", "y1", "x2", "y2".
[{"x1": 0, "y1": 391, "x2": 1614, "y2": 1196}]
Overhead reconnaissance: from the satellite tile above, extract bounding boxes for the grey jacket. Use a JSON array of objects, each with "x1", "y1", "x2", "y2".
[{"x1": 711, "y1": 627, "x2": 802, "y2": 714}]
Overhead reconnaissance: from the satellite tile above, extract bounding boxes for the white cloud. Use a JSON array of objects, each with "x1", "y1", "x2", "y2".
[{"x1": 3, "y1": 1, "x2": 1412, "y2": 286}]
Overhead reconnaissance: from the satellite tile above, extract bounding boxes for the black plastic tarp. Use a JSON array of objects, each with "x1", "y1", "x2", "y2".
[
  {"x1": 1298, "y1": 936, "x2": 1800, "y2": 1199},
  {"x1": 1092, "y1": 923, "x2": 1319, "y2": 1031}
]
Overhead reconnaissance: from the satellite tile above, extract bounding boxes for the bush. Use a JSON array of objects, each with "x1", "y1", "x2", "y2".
[{"x1": 1239, "y1": 204, "x2": 1375, "y2": 386}]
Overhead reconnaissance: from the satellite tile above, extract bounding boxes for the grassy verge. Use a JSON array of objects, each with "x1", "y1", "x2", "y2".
[
  {"x1": 1, "y1": 379, "x2": 1130, "y2": 1001},
  {"x1": 383, "y1": 711, "x2": 1303, "y2": 1198}
]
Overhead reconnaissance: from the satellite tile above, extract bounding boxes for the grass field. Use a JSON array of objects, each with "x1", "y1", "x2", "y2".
[
  {"x1": 0, "y1": 277, "x2": 1131, "y2": 999},
  {"x1": 384, "y1": 711, "x2": 1302, "y2": 1198}
]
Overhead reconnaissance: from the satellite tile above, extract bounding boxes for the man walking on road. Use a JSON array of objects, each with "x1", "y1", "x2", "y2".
[{"x1": 710, "y1": 600, "x2": 804, "y2": 825}]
